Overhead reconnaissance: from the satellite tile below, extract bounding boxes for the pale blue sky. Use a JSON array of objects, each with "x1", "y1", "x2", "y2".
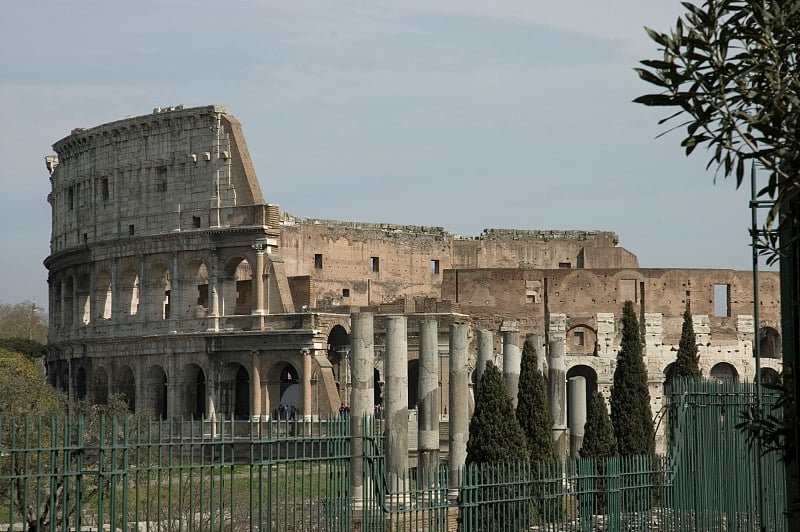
[{"x1": 0, "y1": 1, "x2": 759, "y2": 309}]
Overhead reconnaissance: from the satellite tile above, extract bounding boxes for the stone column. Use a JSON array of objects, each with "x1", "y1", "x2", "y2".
[
  {"x1": 418, "y1": 319, "x2": 440, "y2": 487},
  {"x1": 251, "y1": 353, "x2": 262, "y2": 421},
  {"x1": 302, "y1": 348, "x2": 313, "y2": 421},
  {"x1": 252, "y1": 243, "x2": 266, "y2": 316},
  {"x1": 476, "y1": 329, "x2": 493, "y2": 389},
  {"x1": 567, "y1": 376, "x2": 587, "y2": 458},
  {"x1": 384, "y1": 315, "x2": 409, "y2": 505},
  {"x1": 448, "y1": 323, "x2": 469, "y2": 500},
  {"x1": 350, "y1": 312, "x2": 375, "y2": 511},
  {"x1": 548, "y1": 339, "x2": 568, "y2": 458},
  {"x1": 208, "y1": 261, "x2": 220, "y2": 332},
  {"x1": 526, "y1": 333, "x2": 544, "y2": 373},
  {"x1": 503, "y1": 330, "x2": 522, "y2": 407}
]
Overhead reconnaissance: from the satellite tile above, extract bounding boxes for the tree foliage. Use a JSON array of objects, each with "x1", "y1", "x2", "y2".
[
  {"x1": 610, "y1": 301, "x2": 655, "y2": 456},
  {"x1": 634, "y1": 0, "x2": 800, "y2": 261},
  {"x1": 467, "y1": 361, "x2": 529, "y2": 465},
  {"x1": 516, "y1": 340, "x2": 557, "y2": 463},
  {"x1": 0, "y1": 338, "x2": 47, "y2": 360},
  {"x1": 581, "y1": 392, "x2": 618, "y2": 459},
  {"x1": 674, "y1": 309, "x2": 701, "y2": 379},
  {"x1": 0, "y1": 301, "x2": 47, "y2": 345}
]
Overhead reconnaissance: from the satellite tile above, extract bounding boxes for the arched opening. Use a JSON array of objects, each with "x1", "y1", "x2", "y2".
[
  {"x1": 759, "y1": 367, "x2": 780, "y2": 385},
  {"x1": 183, "y1": 364, "x2": 206, "y2": 419},
  {"x1": 93, "y1": 366, "x2": 109, "y2": 405},
  {"x1": 95, "y1": 269, "x2": 113, "y2": 320},
  {"x1": 710, "y1": 362, "x2": 739, "y2": 382},
  {"x1": 234, "y1": 366, "x2": 250, "y2": 419},
  {"x1": 149, "y1": 263, "x2": 171, "y2": 320},
  {"x1": 408, "y1": 359, "x2": 420, "y2": 410},
  {"x1": 663, "y1": 363, "x2": 677, "y2": 396},
  {"x1": 222, "y1": 257, "x2": 253, "y2": 316},
  {"x1": 183, "y1": 260, "x2": 209, "y2": 318},
  {"x1": 63, "y1": 276, "x2": 75, "y2": 327},
  {"x1": 77, "y1": 273, "x2": 91, "y2": 325},
  {"x1": 279, "y1": 364, "x2": 299, "y2": 419},
  {"x1": 74, "y1": 365, "x2": 87, "y2": 401},
  {"x1": 115, "y1": 365, "x2": 136, "y2": 412},
  {"x1": 220, "y1": 362, "x2": 251, "y2": 420},
  {"x1": 144, "y1": 365, "x2": 168, "y2": 419},
  {"x1": 566, "y1": 325, "x2": 598, "y2": 356},
  {"x1": 759, "y1": 327, "x2": 781, "y2": 359},
  {"x1": 119, "y1": 267, "x2": 140, "y2": 317},
  {"x1": 327, "y1": 325, "x2": 350, "y2": 406}
]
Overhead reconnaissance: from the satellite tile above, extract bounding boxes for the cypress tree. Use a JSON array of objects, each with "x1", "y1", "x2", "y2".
[
  {"x1": 516, "y1": 340, "x2": 557, "y2": 463},
  {"x1": 580, "y1": 392, "x2": 617, "y2": 459},
  {"x1": 466, "y1": 361, "x2": 529, "y2": 464},
  {"x1": 610, "y1": 301, "x2": 655, "y2": 456},
  {"x1": 673, "y1": 308, "x2": 701, "y2": 379}
]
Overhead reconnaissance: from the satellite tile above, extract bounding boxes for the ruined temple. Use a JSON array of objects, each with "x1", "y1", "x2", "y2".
[{"x1": 44, "y1": 105, "x2": 781, "y2": 451}]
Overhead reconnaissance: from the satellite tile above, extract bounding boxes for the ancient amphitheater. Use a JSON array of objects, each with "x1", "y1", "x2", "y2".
[{"x1": 43, "y1": 105, "x2": 781, "y2": 450}]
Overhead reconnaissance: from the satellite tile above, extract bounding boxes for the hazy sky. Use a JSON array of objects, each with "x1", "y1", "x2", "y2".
[{"x1": 0, "y1": 1, "x2": 761, "y2": 309}]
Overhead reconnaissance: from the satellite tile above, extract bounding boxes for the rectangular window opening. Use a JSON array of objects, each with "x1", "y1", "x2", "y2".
[
  {"x1": 342, "y1": 288, "x2": 350, "y2": 297},
  {"x1": 101, "y1": 178, "x2": 109, "y2": 200},
  {"x1": 128, "y1": 224, "x2": 135, "y2": 236},
  {"x1": 558, "y1": 262, "x2": 572, "y2": 269},
  {"x1": 314, "y1": 254, "x2": 323, "y2": 269},
  {"x1": 713, "y1": 284, "x2": 731, "y2": 317},
  {"x1": 370, "y1": 256, "x2": 380, "y2": 272},
  {"x1": 574, "y1": 331, "x2": 585, "y2": 346},
  {"x1": 431, "y1": 259, "x2": 440, "y2": 274},
  {"x1": 68, "y1": 186, "x2": 74, "y2": 210},
  {"x1": 192, "y1": 216, "x2": 201, "y2": 228}
]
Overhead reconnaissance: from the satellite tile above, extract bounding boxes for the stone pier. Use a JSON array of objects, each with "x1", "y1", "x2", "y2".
[
  {"x1": 418, "y1": 319, "x2": 440, "y2": 485},
  {"x1": 567, "y1": 376, "x2": 587, "y2": 458},
  {"x1": 448, "y1": 323, "x2": 469, "y2": 500},
  {"x1": 503, "y1": 330, "x2": 522, "y2": 407},
  {"x1": 384, "y1": 315, "x2": 409, "y2": 506},
  {"x1": 476, "y1": 329, "x2": 493, "y2": 389},
  {"x1": 350, "y1": 312, "x2": 375, "y2": 511}
]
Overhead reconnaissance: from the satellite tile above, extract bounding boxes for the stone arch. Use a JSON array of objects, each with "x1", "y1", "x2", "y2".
[
  {"x1": 181, "y1": 363, "x2": 206, "y2": 419},
  {"x1": 566, "y1": 365, "x2": 597, "y2": 445},
  {"x1": 759, "y1": 327, "x2": 781, "y2": 359},
  {"x1": 566, "y1": 325, "x2": 598, "y2": 356},
  {"x1": 327, "y1": 325, "x2": 350, "y2": 405},
  {"x1": 710, "y1": 362, "x2": 739, "y2": 382},
  {"x1": 74, "y1": 365, "x2": 87, "y2": 401},
  {"x1": 182, "y1": 259, "x2": 209, "y2": 318},
  {"x1": 220, "y1": 362, "x2": 251, "y2": 420},
  {"x1": 663, "y1": 362, "x2": 676, "y2": 395},
  {"x1": 63, "y1": 276, "x2": 75, "y2": 327},
  {"x1": 759, "y1": 367, "x2": 780, "y2": 385},
  {"x1": 95, "y1": 268, "x2": 113, "y2": 320},
  {"x1": 119, "y1": 266, "x2": 140, "y2": 317},
  {"x1": 76, "y1": 273, "x2": 91, "y2": 325},
  {"x1": 144, "y1": 365, "x2": 168, "y2": 419},
  {"x1": 148, "y1": 262, "x2": 172, "y2": 320},
  {"x1": 115, "y1": 365, "x2": 136, "y2": 411},
  {"x1": 221, "y1": 256, "x2": 253, "y2": 316},
  {"x1": 93, "y1": 365, "x2": 109, "y2": 404}
]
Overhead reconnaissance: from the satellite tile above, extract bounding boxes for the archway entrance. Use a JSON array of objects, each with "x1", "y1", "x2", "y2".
[
  {"x1": 93, "y1": 366, "x2": 109, "y2": 405},
  {"x1": 116, "y1": 365, "x2": 136, "y2": 412},
  {"x1": 183, "y1": 364, "x2": 206, "y2": 419},
  {"x1": 279, "y1": 364, "x2": 300, "y2": 419},
  {"x1": 220, "y1": 363, "x2": 250, "y2": 420},
  {"x1": 144, "y1": 365, "x2": 168, "y2": 419},
  {"x1": 710, "y1": 362, "x2": 739, "y2": 382},
  {"x1": 327, "y1": 326, "x2": 350, "y2": 407}
]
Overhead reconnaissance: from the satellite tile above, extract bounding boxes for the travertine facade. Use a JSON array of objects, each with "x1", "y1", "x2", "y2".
[{"x1": 45, "y1": 105, "x2": 781, "y2": 455}]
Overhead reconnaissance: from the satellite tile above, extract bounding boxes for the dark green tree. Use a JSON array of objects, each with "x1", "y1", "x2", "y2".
[
  {"x1": 516, "y1": 340, "x2": 557, "y2": 463},
  {"x1": 610, "y1": 301, "x2": 655, "y2": 457},
  {"x1": 0, "y1": 338, "x2": 47, "y2": 360},
  {"x1": 673, "y1": 309, "x2": 701, "y2": 379},
  {"x1": 463, "y1": 361, "x2": 529, "y2": 531},
  {"x1": 467, "y1": 361, "x2": 528, "y2": 465},
  {"x1": 581, "y1": 392, "x2": 618, "y2": 459},
  {"x1": 635, "y1": 4, "x2": 800, "y2": 518}
]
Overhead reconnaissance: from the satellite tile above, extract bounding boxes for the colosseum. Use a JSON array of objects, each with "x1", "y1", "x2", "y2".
[{"x1": 43, "y1": 104, "x2": 782, "y2": 439}]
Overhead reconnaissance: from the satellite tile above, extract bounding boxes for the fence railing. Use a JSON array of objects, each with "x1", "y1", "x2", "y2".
[{"x1": 0, "y1": 379, "x2": 789, "y2": 531}]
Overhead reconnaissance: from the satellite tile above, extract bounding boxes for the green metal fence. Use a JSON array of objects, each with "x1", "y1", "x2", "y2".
[{"x1": 0, "y1": 379, "x2": 788, "y2": 531}]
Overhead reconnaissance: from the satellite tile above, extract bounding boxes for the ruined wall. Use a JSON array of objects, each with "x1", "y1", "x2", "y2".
[{"x1": 280, "y1": 213, "x2": 638, "y2": 308}]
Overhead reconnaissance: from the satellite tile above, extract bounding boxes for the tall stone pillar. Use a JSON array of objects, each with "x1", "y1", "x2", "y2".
[
  {"x1": 208, "y1": 262, "x2": 220, "y2": 332},
  {"x1": 350, "y1": 312, "x2": 375, "y2": 511},
  {"x1": 526, "y1": 333, "x2": 544, "y2": 372},
  {"x1": 418, "y1": 319, "x2": 440, "y2": 487},
  {"x1": 476, "y1": 329, "x2": 493, "y2": 389},
  {"x1": 448, "y1": 323, "x2": 469, "y2": 500},
  {"x1": 503, "y1": 330, "x2": 522, "y2": 407},
  {"x1": 384, "y1": 315, "x2": 409, "y2": 505},
  {"x1": 252, "y1": 244, "x2": 266, "y2": 316},
  {"x1": 548, "y1": 339, "x2": 568, "y2": 458},
  {"x1": 567, "y1": 376, "x2": 587, "y2": 458},
  {"x1": 302, "y1": 348, "x2": 313, "y2": 421},
  {"x1": 251, "y1": 353, "x2": 262, "y2": 420}
]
